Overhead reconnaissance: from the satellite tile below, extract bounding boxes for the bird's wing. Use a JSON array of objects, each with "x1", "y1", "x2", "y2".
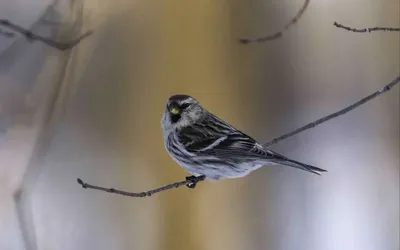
[
  {"x1": 178, "y1": 113, "x2": 279, "y2": 160},
  {"x1": 179, "y1": 129, "x2": 274, "y2": 160}
]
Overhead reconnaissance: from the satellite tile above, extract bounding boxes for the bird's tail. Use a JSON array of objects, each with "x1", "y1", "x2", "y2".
[{"x1": 273, "y1": 157, "x2": 327, "y2": 175}]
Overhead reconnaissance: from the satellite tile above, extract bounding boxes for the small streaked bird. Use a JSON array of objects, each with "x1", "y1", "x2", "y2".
[{"x1": 161, "y1": 94, "x2": 326, "y2": 185}]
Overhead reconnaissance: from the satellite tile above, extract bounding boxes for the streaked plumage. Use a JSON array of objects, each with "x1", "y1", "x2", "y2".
[{"x1": 161, "y1": 94, "x2": 327, "y2": 181}]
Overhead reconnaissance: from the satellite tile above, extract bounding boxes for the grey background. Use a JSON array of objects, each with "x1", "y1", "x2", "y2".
[{"x1": 1, "y1": 0, "x2": 399, "y2": 249}]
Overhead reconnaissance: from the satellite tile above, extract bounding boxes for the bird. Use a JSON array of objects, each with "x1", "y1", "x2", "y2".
[{"x1": 161, "y1": 94, "x2": 326, "y2": 186}]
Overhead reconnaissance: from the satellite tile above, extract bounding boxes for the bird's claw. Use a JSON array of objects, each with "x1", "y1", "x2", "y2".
[
  {"x1": 186, "y1": 182, "x2": 197, "y2": 189},
  {"x1": 185, "y1": 175, "x2": 205, "y2": 189}
]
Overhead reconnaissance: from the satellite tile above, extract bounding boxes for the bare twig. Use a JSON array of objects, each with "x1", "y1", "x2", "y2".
[
  {"x1": 0, "y1": 28, "x2": 15, "y2": 37},
  {"x1": 263, "y1": 76, "x2": 400, "y2": 147},
  {"x1": 239, "y1": 0, "x2": 310, "y2": 44},
  {"x1": 0, "y1": 19, "x2": 92, "y2": 50},
  {"x1": 334, "y1": 22, "x2": 400, "y2": 33},
  {"x1": 77, "y1": 175, "x2": 206, "y2": 198},
  {"x1": 77, "y1": 76, "x2": 399, "y2": 198}
]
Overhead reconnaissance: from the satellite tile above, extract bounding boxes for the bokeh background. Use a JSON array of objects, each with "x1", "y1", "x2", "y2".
[{"x1": 0, "y1": 0, "x2": 399, "y2": 250}]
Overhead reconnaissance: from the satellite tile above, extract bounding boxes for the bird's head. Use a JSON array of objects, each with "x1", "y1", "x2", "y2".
[{"x1": 161, "y1": 94, "x2": 205, "y2": 132}]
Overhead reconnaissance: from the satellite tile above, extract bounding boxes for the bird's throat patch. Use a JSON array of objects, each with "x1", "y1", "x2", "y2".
[{"x1": 170, "y1": 113, "x2": 181, "y2": 123}]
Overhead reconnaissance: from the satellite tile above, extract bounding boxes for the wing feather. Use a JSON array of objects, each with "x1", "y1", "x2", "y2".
[{"x1": 178, "y1": 113, "x2": 275, "y2": 160}]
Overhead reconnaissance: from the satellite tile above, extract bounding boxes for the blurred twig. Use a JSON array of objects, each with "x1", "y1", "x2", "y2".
[
  {"x1": 77, "y1": 76, "x2": 399, "y2": 198},
  {"x1": 334, "y1": 22, "x2": 400, "y2": 33},
  {"x1": 239, "y1": 0, "x2": 310, "y2": 44},
  {"x1": 0, "y1": 28, "x2": 15, "y2": 37},
  {"x1": 0, "y1": 19, "x2": 92, "y2": 50}
]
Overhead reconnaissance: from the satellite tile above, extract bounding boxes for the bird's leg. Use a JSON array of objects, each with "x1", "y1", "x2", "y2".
[{"x1": 185, "y1": 175, "x2": 206, "y2": 189}]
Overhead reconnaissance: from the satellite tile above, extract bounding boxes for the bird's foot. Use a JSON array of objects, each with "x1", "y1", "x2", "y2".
[{"x1": 185, "y1": 175, "x2": 206, "y2": 189}]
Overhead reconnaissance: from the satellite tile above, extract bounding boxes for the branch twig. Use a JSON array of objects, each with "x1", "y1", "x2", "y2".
[
  {"x1": 77, "y1": 175, "x2": 206, "y2": 198},
  {"x1": 334, "y1": 22, "x2": 400, "y2": 33},
  {"x1": 0, "y1": 19, "x2": 92, "y2": 51},
  {"x1": 78, "y1": 76, "x2": 400, "y2": 198},
  {"x1": 239, "y1": 0, "x2": 310, "y2": 44},
  {"x1": 0, "y1": 28, "x2": 15, "y2": 37},
  {"x1": 263, "y1": 76, "x2": 400, "y2": 147}
]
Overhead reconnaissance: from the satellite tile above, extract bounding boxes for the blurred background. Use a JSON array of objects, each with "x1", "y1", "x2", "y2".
[{"x1": 0, "y1": 0, "x2": 399, "y2": 250}]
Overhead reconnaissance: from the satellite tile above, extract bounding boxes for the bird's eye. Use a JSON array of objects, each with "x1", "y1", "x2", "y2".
[
  {"x1": 180, "y1": 103, "x2": 190, "y2": 109},
  {"x1": 170, "y1": 107, "x2": 180, "y2": 115}
]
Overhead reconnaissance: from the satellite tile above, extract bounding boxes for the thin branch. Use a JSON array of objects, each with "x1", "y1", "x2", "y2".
[
  {"x1": 77, "y1": 76, "x2": 399, "y2": 198},
  {"x1": 334, "y1": 22, "x2": 400, "y2": 33},
  {"x1": 77, "y1": 175, "x2": 206, "y2": 198},
  {"x1": 239, "y1": 0, "x2": 310, "y2": 44},
  {"x1": 0, "y1": 28, "x2": 15, "y2": 38},
  {"x1": 263, "y1": 76, "x2": 400, "y2": 147},
  {"x1": 0, "y1": 19, "x2": 92, "y2": 51}
]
